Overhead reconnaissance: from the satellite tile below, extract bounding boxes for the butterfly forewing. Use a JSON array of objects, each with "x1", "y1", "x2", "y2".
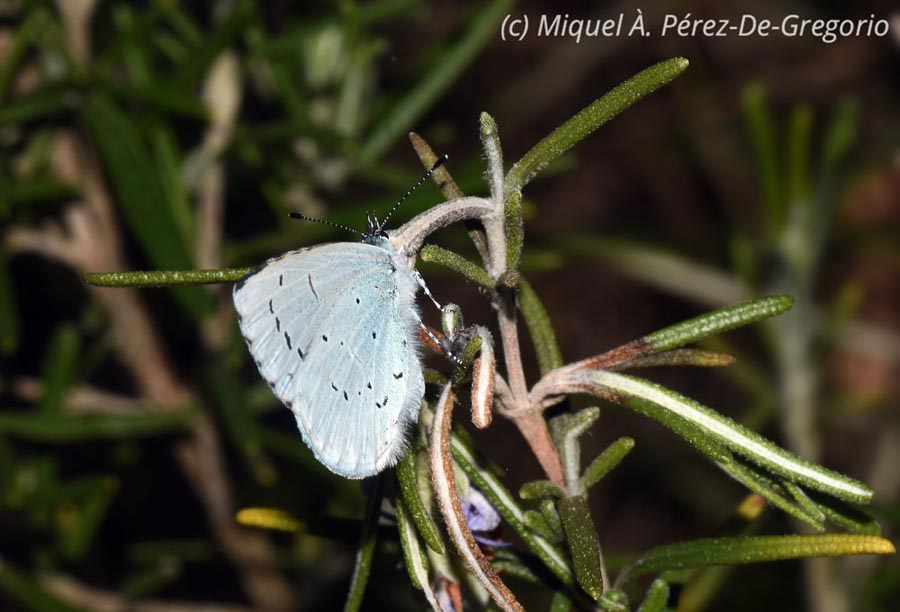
[{"x1": 233, "y1": 242, "x2": 424, "y2": 478}]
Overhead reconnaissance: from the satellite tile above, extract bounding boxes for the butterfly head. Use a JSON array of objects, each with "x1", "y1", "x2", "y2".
[{"x1": 363, "y1": 211, "x2": 390, "y2": 246}]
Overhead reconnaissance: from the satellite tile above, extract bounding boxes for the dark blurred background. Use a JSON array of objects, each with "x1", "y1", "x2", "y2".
[{"x1": 1, "y1": 1, "x2": 898, "y2": 610}]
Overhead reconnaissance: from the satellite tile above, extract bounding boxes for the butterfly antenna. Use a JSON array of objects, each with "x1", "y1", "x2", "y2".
[
  {"x1": 288, "y1": 212, "x2": 366, "y2": 237},
  {"x1": 379, "y1": 155, "x2": 448, "y2": 230}
]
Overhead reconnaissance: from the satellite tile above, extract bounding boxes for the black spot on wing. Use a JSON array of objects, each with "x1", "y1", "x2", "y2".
[
  {"x1": 322, "y1": 334, "x2": 328, "y2": 342},
  {"x1": 278, "y1": 274, "x2": 283, "y2": 286},
  {"x1": 268, "y1": 299, "x2": 274, "y2": 314},
  {"x1": 297, "y1": 347, "x2": 305, "y2": 360},
  {"x1": 275, "y1": 317, "x2": 281, "y2": 332},
  {"x1": 284, "y1": 331, "x2": 292, "y2": 350},
  {"x1": 343, "y1": 391, "x2": 348, "y2": 401},
  {"x1": 307, "y1": 274, "x2": 319, "y2": 300},
  {"x1": 393, "y1": 372, "x2": 403, "y2": 379}
]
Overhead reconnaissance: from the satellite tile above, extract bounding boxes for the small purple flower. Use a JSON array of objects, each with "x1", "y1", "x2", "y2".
[{"x1": 461, "y1": 486, "x2": 509, "y2": 548}]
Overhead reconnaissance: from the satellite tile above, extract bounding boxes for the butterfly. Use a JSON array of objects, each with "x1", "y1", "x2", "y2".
[
  {"x1": 233, "y1": 227, "x2": 425, "y2": 478},
  {"x1": 233, "y1": 160, "x2": 446, "y2": 478}
]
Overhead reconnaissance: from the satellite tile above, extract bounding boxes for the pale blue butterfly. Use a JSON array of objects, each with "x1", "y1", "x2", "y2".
[{"x1": 233, "y1": 160, "x2": 445, "y2": 478}]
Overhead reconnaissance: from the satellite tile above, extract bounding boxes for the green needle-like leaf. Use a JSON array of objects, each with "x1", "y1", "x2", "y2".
[
  {"x1": 593, "y1": 371, "x2": 873, "y2": 503},
  {"x1": 550, "y1": 591, "x2": 572, "y2": 612},
  {"x1": 0, "y1": 410, "x2": 196, "y2": 442},
  {"x1": 636, "y1": 578, "x2": 669, "y2": 612},
  {"x1": 523, "y1": 510, "x2": 560, "y2": 542},
  {"x1": 645, "y1": 296, "x2": 794, "y2": 353},
  {"x1": 618, "y1": 535, "x2": 895, "y2": 586},
  {"x1": 806, "y1": 491, "x2": 881, "y2": 536},
  {"x1": 506, "y1": 57, "x2": 688, "y2": 191},
  {"x1": 359, "y1": 0, "x2": 512, "y2": 164},
  {"x1": 519, "y1": 277, "x2": 564, "y2": 374},
  {"x1": 85, "y1": 268, "x2": 251, "y2": 288},
  {"x1": 38, "y1": 325, "x2": 80, "y2": 415},
  {"x1": 520, "y1": 480, "x2": 567, "y2": 500},
  {"x1": 396, "y1": 450, "x2": 444, "y2": 554},
  {"x1": 558, "y1": 495, "x2": 603, "y2": 600},
  {"x1": 741, "y1": 84, "x2": 785, "y2": 234},
  {"x1": 581, "y1": 437, "x2": 634, "y2": 491},
  {"x1": 420, "y1": 244, "x2": 493, "y2": 288},
  {"x1": 720, "y1": 458, "x2": 824, "y2": 529},
  {"x1": 395, "y1": 498, "x2": 430, "y2": 591},
  {"x1": 343, "y1": 474, "x2": 384, "y2": 612},
  {"x1": 503, "y1": 189, "x2": 525, "y2": 281}
]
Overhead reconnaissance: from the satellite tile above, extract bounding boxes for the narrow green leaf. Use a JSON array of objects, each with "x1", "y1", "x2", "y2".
[
  {"x1": 82, "y1": 95, "x2": 213, "y2": 318},
  {"x1": 618, "y1": 535, "x2": 895, "y2": 585},
  {"x1": 151, "y1": 129, "x2": 194, "y2": 247},
  {"x1": 395, "y1": 498, "x2": 430, "y2": 590},
  {"x1": 636, "y1": 578, "x2": 669, "y2": 612},
  {"x1": 358, "y1": 0, "x2": 512, "y2": 164},
  {"x1": 820, "y1": 98, "x2": 858, "y2": 172},
  {"x1": 558, "y1": 496, "x2": 603, "y2": 600},
  {"x1": 0, "y1": 410, "x2": 195, "y2": 442},
  {"x1": 741, "y1": 84, "x2": 784, "y2": 234},
  {"x1": 419, "y1": 245, "x2": 493, "y2": 288},
  {"x1": 523, "y1": 510, "x2": 560, "y2": 542},
  {"x1": 784, "y1": 482, "x2": 826, "y2": 523},
  {"x1": 622, "y1": 395, "x2": 733, "y2": 465},
  {"x1": 594, "y1": 371, "x2": 873, "y2": 503},
  {"x1": 479, "y1": 112, "x2": 505, "y2": 203},
  {"x1": 102, "y1": 80, "x2": 208, "y2": 119},
  {"x1": 343, "y1": 474, "x2": 384, "y2": 612},
  {"x1": 550, "y1": 591, "x2": 572, "y2": 612},
  {"x1": 450, "y1": 432, "x2": 575, "y2": 586},
  {"x1": 519, "y1": 480, "x2": 566, "y2": 500},
  {"x1": 0, "y1": 177, "x2": 78, "y2": 208},
  {"x1": 581, "y1": 437, "x2": 634, "y2": 491},
  {"x1": 614, "y1": 349, "x2": 734, "y2": 370},
  {"x1": 597, "y1": 589, "x2": 629, "y2": 612},
  {"x1": 38, "y1": 325, "x2": 80, "y2": 415},
  {"x1": 786, "y1": 104, "x2": 813, "y2": 205},
  {"x1": 0, "y1": 86, "x2": 73, "y2": 128},
  {"x1": 518, "y1": 277, "x2": 563, "y2": 374},
  {"x1": 506, "y1": 57, "x2": 688, "y2": 191},
  {"x1": 720, "y1": 458, "x2": 824, "y2": 529},
  {"x1": 0, "y1": 253, "x2": 20, "y2": 354},
  {"x1": 551, "y1": 408, "x2": 600, "y2": 492},
  {"x1": 491, "y1": 553, "x2": 540, "y2": 585},
  {"x1": 806, "y1": 491, "x2": 882, "y2": 536},
  {"x1": 396, "y1": 450, "x2": 445, "y2": 554},
  {"x1": 645, "y1": 296, "x2": 794, "y2": 353},
  {"x1": 84, "y1": 267, "x2": 251, "y2": 288},
  {"x1": 504, "y1": 190, "x2": 524, "y2": 278},
  {"x1": 539, "y1": 498, "x2": 564, "y2": 542}
]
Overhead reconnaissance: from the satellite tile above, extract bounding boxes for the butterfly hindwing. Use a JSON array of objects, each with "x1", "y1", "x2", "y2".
[{"x1": 233, "y1": 242, "x2": 424, "y2": 478}]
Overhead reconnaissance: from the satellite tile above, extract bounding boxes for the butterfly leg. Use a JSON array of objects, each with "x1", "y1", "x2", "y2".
[{"x1": 413, "y1": 269, "x2": 442, "y2": 311}]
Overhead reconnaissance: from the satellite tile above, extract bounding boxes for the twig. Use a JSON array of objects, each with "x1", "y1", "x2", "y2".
[{"x1": 40, "y1": 573, "x2": 253, "y2": 612}]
